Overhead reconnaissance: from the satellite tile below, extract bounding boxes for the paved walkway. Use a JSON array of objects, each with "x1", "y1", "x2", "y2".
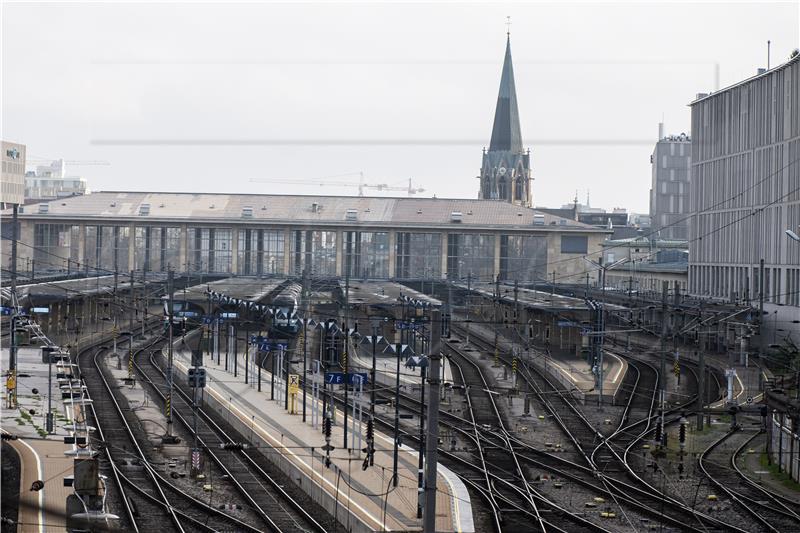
[{"x1": 174, "y1": 340, "x2": 474, "y2": 533}]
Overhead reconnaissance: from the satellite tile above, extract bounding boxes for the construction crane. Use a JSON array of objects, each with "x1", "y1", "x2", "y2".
[
  {"x1": 249, "y1": 172, "x2": 425, "y2": 197},
  {"x1": 26, "y1": 156, "x2": 110, "y2": 166}
]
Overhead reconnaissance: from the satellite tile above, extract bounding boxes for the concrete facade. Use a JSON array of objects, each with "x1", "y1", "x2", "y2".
[
  {"x1": 689, "y1": 52, "x2": 800, "y2": 344},
  {"x1": 2, "y1": 191, "x2": 609, "y2": 286}
]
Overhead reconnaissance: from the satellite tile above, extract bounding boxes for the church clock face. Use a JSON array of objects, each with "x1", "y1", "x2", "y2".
[{"x1": 497, "y1": 166, "x2": 507, "y2": 176}]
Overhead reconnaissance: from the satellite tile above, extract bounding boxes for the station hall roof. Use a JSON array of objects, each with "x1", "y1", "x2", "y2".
[{"x1": 14, "y1": 191, "x2": 605, "y2": 231}]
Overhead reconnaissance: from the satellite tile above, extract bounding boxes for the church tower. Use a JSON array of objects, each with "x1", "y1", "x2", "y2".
[{"x1": 479, "y1": 35, "x2": 532, "y2": 207}]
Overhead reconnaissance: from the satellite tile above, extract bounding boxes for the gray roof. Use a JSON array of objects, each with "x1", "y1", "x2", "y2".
[
  {"x1": 489, "y1": 36, "x2": 523, "y2": 153},
  {"x1": 11, "y1": 191, "x2": 605, "y2": 232}
]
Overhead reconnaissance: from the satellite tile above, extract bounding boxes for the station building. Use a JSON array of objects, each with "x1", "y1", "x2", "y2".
[{"x1": 4, "y1": 191, "x2": 609, "y2": 285}]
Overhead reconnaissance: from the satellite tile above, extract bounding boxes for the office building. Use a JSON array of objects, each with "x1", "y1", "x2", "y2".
[
  {"x1": 650, "y1": 125, "x2": 691, "y2": 240},
  {"x1": 689, "y1": 51, "x2": 799, "y2": 341},
  {"x1": 1, "y1": 141, "x2": 26, "y2": 207}
]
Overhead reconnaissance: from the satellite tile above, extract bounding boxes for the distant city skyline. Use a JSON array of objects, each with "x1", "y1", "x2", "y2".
[{"x1": 2, "y1": 2, "x2": 798, "y2": 212}]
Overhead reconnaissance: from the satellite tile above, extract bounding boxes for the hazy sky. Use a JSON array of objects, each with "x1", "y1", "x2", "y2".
[{"x1": 2, "y1": 1, "x2": 798, "y2": 213}]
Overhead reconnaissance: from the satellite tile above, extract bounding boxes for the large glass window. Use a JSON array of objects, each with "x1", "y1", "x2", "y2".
[
  {"x1": 395, "y1": 232, "x2": 442, "y2": 279},
  {"x1": 133, "y1": 226, "x2": 182, "y2": 272},
  {"x1": 447, "y1": 234, "x2": 495, "y2": 281},
  {"x1": 134, "y1": 227, "x2": 162, "y2": 272},
  {"x1": 500, "y1": 235, "x2": 547, "y2": 282},
  {"x1": 291, "y1": 230, "x2": 337, "y2": 277},
  {"x1": 33, "y1": 223, "x2": 73, "y2": 272},
  {"x1": 163, "y1": 227, "x2": 181, "y2": 270},
  {"x1": 85, "y1": 226, "x2": 99, "y2": 270},
  {"x1": 345, "y1": 232, "x2": 389, "y2": 279},
  {"x1": 188, "y1": 228, "x2": 233, "y2": 274},
  {"x1": 238, "y1": 229, "x2": 285, "y2": 275},
  {"x1": 561, "y1": 235, "x2": 588, "y2": 254}
]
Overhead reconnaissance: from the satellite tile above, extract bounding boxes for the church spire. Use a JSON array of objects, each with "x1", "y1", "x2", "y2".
[
  {"x1": 488, "y1": 35, "x2": 523, "y2": 153},
  {"x1": 478, "y1": 31, "x2": 532, "y2": 207}
]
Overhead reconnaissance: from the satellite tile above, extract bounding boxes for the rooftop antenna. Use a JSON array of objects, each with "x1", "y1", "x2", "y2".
[
  {"x1": 506, "y1": 15, "x2": 511, "y2": 37},
  {"x1": 767, "y1": 40, "x2": 771, "y2": 69},
  {"x1": 586, "y1": 189, "x2": 591, "y2": 208}
]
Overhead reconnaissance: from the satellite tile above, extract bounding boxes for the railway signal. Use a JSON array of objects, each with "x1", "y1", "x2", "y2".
[{"x1": 188, "y1": 367, "x2": 207, "y2": 388}]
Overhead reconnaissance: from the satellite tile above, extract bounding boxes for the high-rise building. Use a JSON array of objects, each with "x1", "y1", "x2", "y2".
[
  {"x1": 688, "y1": 51, "x2": 799, "y2": 330},
  {"x1": 1, "y1": 140, "x2": 26, "y2": 207},
  {"x1": 478, "y1": 35, "x2": 532, "y2": 207},
  {"x1": 649, "y1": 124, "x2": 691, "y2": 240}
]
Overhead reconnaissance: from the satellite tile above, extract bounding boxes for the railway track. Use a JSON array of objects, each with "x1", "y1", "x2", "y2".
[
  {"x1": 80, "y1": 334, "x2": 264, "y2": 533},
  {"x1": 698, "y1": 425, "x2": 800, "y2": 532},
  {"x1": 451, "y1": 323, "x2": 760, "y2": 532},
  {"x1": 134, "y1": 343, "x2": 331, "y2": 533}
]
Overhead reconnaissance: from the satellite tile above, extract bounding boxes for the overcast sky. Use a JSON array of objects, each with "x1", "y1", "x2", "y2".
[{"x1": 2, "y1": 1, "x2": 798, "y2": 212}]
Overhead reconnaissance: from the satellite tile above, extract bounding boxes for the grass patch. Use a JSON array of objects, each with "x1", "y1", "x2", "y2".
[
  {"x1": 19, "y1": 411, "x2": 32, "y2": 422},
  {"x1": 759, "y1": 453, "x2": 800, "y2": 491},
  {"x1": 15, "y1": 418, "x2": 25, "y2": 426}
]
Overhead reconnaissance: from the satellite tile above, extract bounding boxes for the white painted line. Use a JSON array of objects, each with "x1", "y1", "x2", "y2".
[
  {"x1": 606, "y1": 352, "x2": 625, "y2": 385},
  {"x1": 19, "y1": 439, "x2": 45, "y2": 533}
]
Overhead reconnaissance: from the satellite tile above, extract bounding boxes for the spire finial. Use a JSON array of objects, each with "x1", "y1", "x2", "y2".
[{"x1": 506, "y1": 16, "x2": 511, "y2": 37}]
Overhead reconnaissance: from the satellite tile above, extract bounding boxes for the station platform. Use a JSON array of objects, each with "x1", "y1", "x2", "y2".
[
  {"x1": 0, "y1": 316, "x2": 137, "y2": 532},
  {"x1": 453, "y1": 318, "x2": 627, "y2": 405},
  {"x1": 173, "y1": 339, "x2": 474, "y2": 533}
]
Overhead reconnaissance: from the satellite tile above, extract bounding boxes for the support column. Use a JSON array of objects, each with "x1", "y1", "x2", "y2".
[
  {"x1": 77, "y1": 224, "x2": 86, "y2": 271},
  {"x1": 440, "y1": 232, "x2": 448, "y2": 278},
  {"x1": 493, "y1": 233, "x2": 502, "y2": 280},
  {"x1": 283, "y1": 229, "x2": 291, "y2": 275},
  {"x1": 128, "y1": 224, "x2": 135, "y2": 273},
  {"x1": 231, "y1": 228, "x2": 239, "y2": 275},
  {"x1": 335, "y1": 230, "x2": 344, "y2": 277},
  {"x1": 178, "y1": 225, "x2": 188, "y2": 273},
  {"x1": 387, "y1": 230, "x2": 397, "y2": 279}
]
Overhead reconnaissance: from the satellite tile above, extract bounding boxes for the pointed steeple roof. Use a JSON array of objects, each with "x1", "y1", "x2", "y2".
[{"x1": 489, "y1": 36, "x2": 523, "y2": 153}]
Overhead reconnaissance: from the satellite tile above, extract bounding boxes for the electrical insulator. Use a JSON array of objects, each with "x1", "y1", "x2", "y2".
[
  {"x1": 679, "y1": 422, "x2": 686, "y2": 443},
  {"x1": 654, "y1": 417, "x2": 662, "y2": 444},
  {"x1": 366, "y1": 419, "x2": 374, "y2": 443},
  {"x1": 324, "y1": 417, "x2": 332, "y2": 440}
]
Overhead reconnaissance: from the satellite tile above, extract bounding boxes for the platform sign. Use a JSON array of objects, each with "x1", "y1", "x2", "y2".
[
  {"x1": 395, "y1": 321, "x2": 421, "y2": 331},
  {"x1": 202, "y1": 316, "x2": 214, "y2": 325},
  {"x1": 31, "y1": 307, "x2": 50, "y2": 314},
  {"x1": 325, "y1": 372, "x2": 345, "y2": 384},
  {"x1": 325, "y1": 372, "x2": 368, "y2": 385},
  {"x1": 256, "y1": 342, "x2": 287, "y2": 352},
  {"x1": 221, "y1": 312, "x2": 238, "y2": 319},
  {"x1": 557, "y1": 320, "x2": 576, "y2": 328},
  {"x1": 288, "y1": 374, "x2": 300, "y2": 393},
  {"x1": 0, "y1": 307, "x2": 11, "y2": 316}
]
